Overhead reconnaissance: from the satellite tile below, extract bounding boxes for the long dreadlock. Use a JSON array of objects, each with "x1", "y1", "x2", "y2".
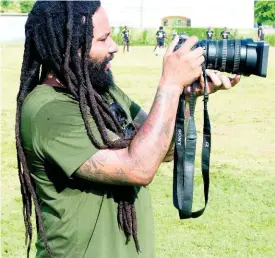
[{"x1": 15, "y1": 1, "x2": 140, "y2": 257}]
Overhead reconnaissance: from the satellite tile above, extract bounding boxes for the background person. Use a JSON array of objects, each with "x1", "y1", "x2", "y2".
[
  {"x1": 257, "y1": 22, "x2": 265, "y2": 40},
  {"x1": 221, "y1": 27, "x2": 230, "y2": 39},
  {"x1": 154, "y1": 26, "x2": 167, "y2": 56},
  {"x1": 122, "y1": 25, "x2": 130, "y2": 52},
  {"x1": 206, "y1": 26, "x2": 214, "y2": 40}
]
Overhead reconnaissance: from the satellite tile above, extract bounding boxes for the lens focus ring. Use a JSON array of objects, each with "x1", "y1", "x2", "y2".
[
  {"x1": 221, "y1": 39, "x2": 227, "y2": 72},
  {"x1": 233, "y1": 40, "x2": 241, "y2": 73}
]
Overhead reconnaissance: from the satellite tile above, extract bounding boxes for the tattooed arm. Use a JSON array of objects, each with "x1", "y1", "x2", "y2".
[
  {"x1": 74, "y1": 36, "x2": 204, "y2": 186},
  {"x1": 132, "y1": 109, "x2": 148, "y2": 131},
  {"x1": 161, "y1": 98, "x2": 193, "y2": 162},
  {"x1": 133, "y1": 108, "x2": 176, "y2": 163},
  {"x1": 75, "y1": 86, "x2": 182, "y2": 186}
]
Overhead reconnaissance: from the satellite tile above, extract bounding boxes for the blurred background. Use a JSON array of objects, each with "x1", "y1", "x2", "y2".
[
  {"x1": 1, "y1": 0, "x2": 275, "y2": 44},
  {"x1": 1, "y1": 0, "x2": 275, "y2": 257}
]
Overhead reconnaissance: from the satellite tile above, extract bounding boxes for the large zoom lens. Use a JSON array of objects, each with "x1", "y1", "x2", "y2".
[{"x1": 174, "y1": 36, "x2": 269, "y2": 77}]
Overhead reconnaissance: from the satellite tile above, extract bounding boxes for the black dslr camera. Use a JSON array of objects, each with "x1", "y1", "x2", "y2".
[{"x1": 174, "y1": 35, "x2": 269, "y2": 77}]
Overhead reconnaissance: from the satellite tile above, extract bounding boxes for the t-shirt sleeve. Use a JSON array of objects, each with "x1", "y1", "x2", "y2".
[
  {"x1": 35, "y1": 100, "x2": 118, "y2": 178},
  {"x1": 113, "y1": 85, "x2": 141, "y2": 120}
]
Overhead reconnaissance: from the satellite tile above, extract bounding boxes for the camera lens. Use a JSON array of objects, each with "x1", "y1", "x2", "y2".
[{"x1": 174, "y1": 37, "x2": 269, "y2": 77}]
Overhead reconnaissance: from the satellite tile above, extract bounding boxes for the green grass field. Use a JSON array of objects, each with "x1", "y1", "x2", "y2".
[{"x1": 1, "y1": 43, "x2": 275, "y2": 258}]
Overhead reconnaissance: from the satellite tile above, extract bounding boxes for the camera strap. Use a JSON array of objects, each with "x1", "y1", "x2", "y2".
[{"x1": 173, "y1": 70, "x2": 211, "y2": 219}]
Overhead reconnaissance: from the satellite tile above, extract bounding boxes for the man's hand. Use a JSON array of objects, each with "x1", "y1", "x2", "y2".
[
  {"x1": 163, "y1": 70, "x2": 241, "y2": 163},
  {"x1": 184, "y1": 69, "x2": 241, "y2": 99},
  {"x1": 133, "y1": 71, "x2": 241, "y2": 165},
  {"x1": 160, "y1": 35, "x2": 204, "y2": 92}
]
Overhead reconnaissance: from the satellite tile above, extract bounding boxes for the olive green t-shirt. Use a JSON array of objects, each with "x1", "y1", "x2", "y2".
[{"x1": 21, "y1": 85, "x2": 155, "y2": 258}]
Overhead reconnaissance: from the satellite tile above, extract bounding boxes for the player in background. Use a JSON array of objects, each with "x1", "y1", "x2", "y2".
[
  {"x1": 257, "y1": 22, "x2": 265, "y2": 41},
  {"x1": 154, "y1": 26, "x2": 167, "y2": 56},
  {"x1": 206, "y1": 26, "x2": 214, "y2": 40},
  {"x1": 122, "y1": 25, "x2": 130, "y2": 53},
  {"x1": 221, "y1": 27, "x2": 230, "y2": 39}
]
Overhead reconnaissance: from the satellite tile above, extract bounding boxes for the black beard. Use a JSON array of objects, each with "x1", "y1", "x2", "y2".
[{"x1": 87, "y1": 56, "x2": 115, "y2": 94}]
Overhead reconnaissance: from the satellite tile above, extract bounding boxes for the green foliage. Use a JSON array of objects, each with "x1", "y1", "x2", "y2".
[
  {"x1": 111, "y1": 27, "x2": 124, "y2": 45},
  {"x1": 254, "y1": 0, "x2": 275, "y2": 24},
  {"x1": 111, "y1": 27, "x2": 164, "y2": 46},
  {"x1": 173, "y1": 27, "x2": 238, "y2": 40},
  {"x1": 0, "y1": 0, "x2": 16, "y2": 13},
  {"x1": 0, "y1": 0, "x2": 35, "y2": 13},
  {"x1": 19, "y1": 0, "x2": 34, "y2": 13},
  {"x1": 1, "y1": 0, "x2": 11, "y2": 8},
  {"x1": 112, "y1": 27, "x2": 275, "y2": 46},
  {"x1": 265, "y1": 34, "x2": 275, "y2": 45},
  {"x1": 128, "y1": 29, "x2": 145, "y2": 45},
  {"x1": 111, "y1": 27, "x2": 275, "y2": 46},
  {"x1": 142, "y1": 29, "x2": 148, "y2": 44}
]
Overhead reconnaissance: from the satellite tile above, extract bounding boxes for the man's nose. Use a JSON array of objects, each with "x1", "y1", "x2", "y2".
[{"x1": 109, "y1": 39, "x2": 118, "y2": 53}]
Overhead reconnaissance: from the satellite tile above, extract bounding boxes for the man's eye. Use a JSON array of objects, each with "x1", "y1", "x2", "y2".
[{"x1": 100, "y1": 38, "x2": 107, "y2": 42}]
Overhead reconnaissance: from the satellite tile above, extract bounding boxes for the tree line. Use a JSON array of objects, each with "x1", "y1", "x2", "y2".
[
  {"x1": 0, "y1": 1, "x2": 35, "y2": 13},
  {"x1": 254, "y1": 0, "x2": 275, "y2": 25}
]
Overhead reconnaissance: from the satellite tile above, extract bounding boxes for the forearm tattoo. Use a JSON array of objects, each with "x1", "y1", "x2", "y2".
[
  {"x1": 133, "y1": 109, "x2": 148, "y2": 130},
  {"x1": 77, "y1": 88, "x2": 181, "y2": 184},
  {"x1": 129, "y1": 87, "x2": 180, "y2": 171},
  {"x1": 77, "y1": 151, "x2": 131, "y2": 185}
]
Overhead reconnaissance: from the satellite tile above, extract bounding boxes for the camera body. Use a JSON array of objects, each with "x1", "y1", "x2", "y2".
[{"x1": 174, "y1": 35, "x2": 269, "y2": 77}]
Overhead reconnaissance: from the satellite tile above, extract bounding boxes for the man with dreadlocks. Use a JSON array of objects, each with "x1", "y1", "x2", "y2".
[{"x1": 16, "y1": 1, "x2": 240, "y2": 257}]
